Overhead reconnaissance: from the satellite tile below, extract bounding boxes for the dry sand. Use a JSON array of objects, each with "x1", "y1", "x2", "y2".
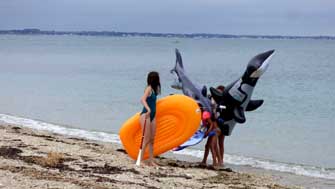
[{"x1": 0, "y1": 124, "x2": 299, "y2": 189}]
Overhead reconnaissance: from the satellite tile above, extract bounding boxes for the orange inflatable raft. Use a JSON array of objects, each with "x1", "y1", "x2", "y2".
[{"x1": 119, "y1": 94, "x2": 201, "y2": 160}]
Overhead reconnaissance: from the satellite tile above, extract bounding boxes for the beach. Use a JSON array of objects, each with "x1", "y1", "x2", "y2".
[
  {"x1": 1, "y1": 35, "x2": 335, "y2": 188},
  {"x1": 0, "y1": 123, "x2": 298, "y2": 189},
  {"x1": 1, "y1": 0, "x2": 335, "y2": 187}
]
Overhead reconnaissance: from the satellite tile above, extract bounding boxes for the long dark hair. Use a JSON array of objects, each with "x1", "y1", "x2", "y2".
[{"x1": 147, "y1": 71, "x2": 161, "y2": 95}]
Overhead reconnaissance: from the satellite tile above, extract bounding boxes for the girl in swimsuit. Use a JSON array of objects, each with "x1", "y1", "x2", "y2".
[
  {"x1": 200, "y1": 111, "x2": 222, "y2": 168},
  {"x1": 139, "y1": 71, "x2": 161, "y2": 166}
]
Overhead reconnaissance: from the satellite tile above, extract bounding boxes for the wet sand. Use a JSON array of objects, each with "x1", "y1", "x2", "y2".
[{"x1": 0, "y1": 124, "x2": 300, "y2": 188}]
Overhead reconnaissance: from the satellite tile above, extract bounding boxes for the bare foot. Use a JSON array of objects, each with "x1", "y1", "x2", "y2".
[
  {"x1": 199, "y1": 162, "x2": 207, "y2": 168},
  {"x1": 148, "y1": 161, "x2": 159, "y2": 166},
  {"x1": 208, "y1": 165, "x2": 221, "y2": 170},
  {"x1": 218, "y1": 162, "x2": 224, "y2": 167},
  {"x1": 216, "y1": 165, "x2": 233, "y2": 172},
  {"x1": 139, "y1": 161, "x2": 148, "y2": 167},
  {"x1": 138, "y1": 161, "x2": 151, "y2": 167}
]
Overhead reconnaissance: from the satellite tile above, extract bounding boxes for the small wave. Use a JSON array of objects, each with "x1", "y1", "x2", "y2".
[
  {"x1": 1, "y1": 113, "x2": 334, "y2": 180},
  {"x1": 173, "y1": 148, "x2": 335, "y2": 180},
  {"x1": 0, "y1": 113, "x2": 120, "y2": 144}
]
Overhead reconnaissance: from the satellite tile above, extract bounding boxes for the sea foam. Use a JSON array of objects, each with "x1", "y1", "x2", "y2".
[{"x1": 0, "y1": 113, "x2": 120, "y2": 144}]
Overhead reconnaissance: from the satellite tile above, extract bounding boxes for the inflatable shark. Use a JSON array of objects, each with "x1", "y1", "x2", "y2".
[
  {"x1": 210, "y1": 49, "x2": 275, "y2": 136},
  {"x1": 170, "y1": 49, "x2": 213, "y2": 114}
]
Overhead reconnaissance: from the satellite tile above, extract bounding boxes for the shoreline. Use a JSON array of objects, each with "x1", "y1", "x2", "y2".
[
  {"x1": 0, "y1": 123, "x2": 297, "y2": 189},
  {"x1": 1, "y1": 113, "x2": 334, "y2": 188},
  {"x1": 163, "y1": 148, "x2": 335, "y2": 189}
]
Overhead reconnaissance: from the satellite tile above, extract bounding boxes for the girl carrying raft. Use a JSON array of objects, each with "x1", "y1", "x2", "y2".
[{"x1": 138, "y1": 71, "x2": 161, "y2": 166}]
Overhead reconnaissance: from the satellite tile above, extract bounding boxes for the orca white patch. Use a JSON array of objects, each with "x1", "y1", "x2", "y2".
[
  {"x1": 228, "y1": 79, "x2": 246, "y2": 102},
  {"x1": 250, "y1": 52, "x2": 273, "y2": 78}
]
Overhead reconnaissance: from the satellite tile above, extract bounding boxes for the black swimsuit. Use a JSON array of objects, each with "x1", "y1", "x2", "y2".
[{"x1": 140, "y1": 90, "x2": 157, "y2": 121}]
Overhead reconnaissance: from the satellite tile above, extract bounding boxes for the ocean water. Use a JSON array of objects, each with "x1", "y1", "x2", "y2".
[{"x1": 0, "y1": 34, "x2": 334, "y2": 180}]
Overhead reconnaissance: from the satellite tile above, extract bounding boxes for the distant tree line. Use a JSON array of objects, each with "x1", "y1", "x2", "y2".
[{"x1": 0, "y1": 28, "x2": 334, "y2": 40}]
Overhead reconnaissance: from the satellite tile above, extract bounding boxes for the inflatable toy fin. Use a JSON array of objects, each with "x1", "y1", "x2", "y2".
[
  {"x1": 171, "y1": 49, "x2": 184, "y2": 74},
  {"x1": 245, "y1": 100, "x2": 264, "y2": 111}
]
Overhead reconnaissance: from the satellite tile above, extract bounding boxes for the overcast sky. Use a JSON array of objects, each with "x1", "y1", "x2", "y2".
[{"x1": 1, "y1": 0, "x2": 334, "y2": 36}]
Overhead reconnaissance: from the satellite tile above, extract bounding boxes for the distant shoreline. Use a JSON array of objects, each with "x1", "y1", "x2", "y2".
[{"x1": 1, "y1": 28, "x2": 334, "y2": 40}]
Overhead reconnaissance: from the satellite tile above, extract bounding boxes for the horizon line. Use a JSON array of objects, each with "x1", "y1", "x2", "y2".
[{"x1": 1, "y1": 28, "x2": 334, "y2": 39}]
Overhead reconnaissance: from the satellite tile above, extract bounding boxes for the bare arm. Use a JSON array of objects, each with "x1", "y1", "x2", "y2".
[
  {"x1": 205, "y1": 119, "x2": 214, "y2": 137},
  {"x1": 141, "y1": 86, "x2": 152, "y2": 114}
]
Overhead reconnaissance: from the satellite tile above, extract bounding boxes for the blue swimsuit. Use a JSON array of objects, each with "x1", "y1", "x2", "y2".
[{"x1": 141, "y1": 90, "x2": 157, "y2": 121}]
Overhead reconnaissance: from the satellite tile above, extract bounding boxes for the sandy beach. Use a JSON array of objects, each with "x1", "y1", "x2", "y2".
[{"x1": 0, "y1": 123, "x2": 302, "y2": 189}]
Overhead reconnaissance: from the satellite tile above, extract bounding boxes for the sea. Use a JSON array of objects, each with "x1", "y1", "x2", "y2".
[{"x1": 0, "y1": 34, "x2": 334, "y2": 182}]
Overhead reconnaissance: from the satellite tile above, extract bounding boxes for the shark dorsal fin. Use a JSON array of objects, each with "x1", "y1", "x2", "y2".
[{"x1": 175, "y1": 48, "x2": 184, "y2": 69}]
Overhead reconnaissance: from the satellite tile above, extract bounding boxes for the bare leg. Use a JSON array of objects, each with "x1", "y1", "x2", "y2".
[
  {"x1": 201, "y1": 137, "x2": 212, "y2": 166},
  {"x1": 139, "y1": 114, "x2": 151, "y2": 165},
  {"x1": 212, "y1": 136, "x2": 221, "y2": 167},
  {"x1": 218, "y1": 134, "x2": 225, "y2": 166},
  {"x1": 209, "y1": 136, "x2": 218, "y2": 166},
  {"x1": 148, "y1": 118, "x2": 158, "y2": 166}
]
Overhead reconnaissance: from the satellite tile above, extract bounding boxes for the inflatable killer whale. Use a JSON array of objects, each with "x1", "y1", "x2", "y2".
[
  {"x1": 170, "y1": 49, "x2": 212, "y2": 114},
  {"x1": 210, "y1": 49, "x2": 275, "y2": 136}
]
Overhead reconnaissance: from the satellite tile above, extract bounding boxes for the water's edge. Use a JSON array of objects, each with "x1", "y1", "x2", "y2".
[{"x1": 1, "y1": 113, "x2": 334, "y2": 181}]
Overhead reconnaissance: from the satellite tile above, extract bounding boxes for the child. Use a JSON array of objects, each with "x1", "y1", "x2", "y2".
[
  {"x1": 200, "y1": 111, "x2": 222, "y2": 168},
  {"x1": 138, "y1": 71, "x2": 161, "y2": 166},
  {"x1": 214, "y1": 85, "x2": 226, "y2": 166}
]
